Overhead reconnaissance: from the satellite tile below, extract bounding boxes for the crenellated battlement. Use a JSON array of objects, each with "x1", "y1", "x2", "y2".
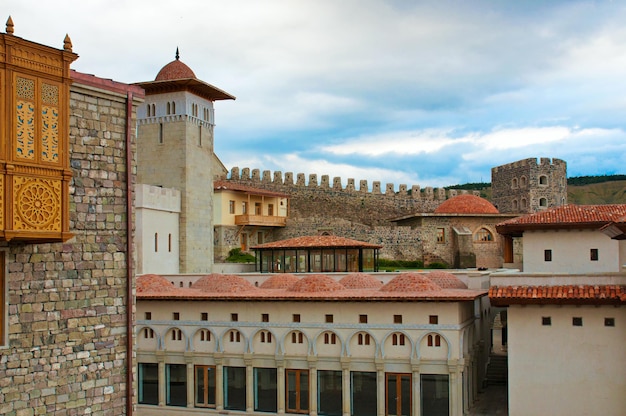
[
  {"x1": 226, "y1": 166, "x2": 479, "y2": 200},
  {"x1": 491, "y1": 157, "x2": 566, "y2": 174}
]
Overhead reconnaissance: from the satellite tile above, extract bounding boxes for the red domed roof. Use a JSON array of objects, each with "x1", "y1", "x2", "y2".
[
  {"x1": 260, "y1": 274, "x2": 299, "y2": 289},
  {"x1": 427, "y1": 271, "x2": 468, "y2": 289},
  {"x1": 155, "y1": 49, "x2": 196, "y2": 81},
  {"x1": 435, "y1": 194, "x2": 499, "y2": 214},
  {"x1": 289, "y1": 274, "x2": 345, "y2": 293},
  {"x1": 380, "y1": 273, "x2": 441, "y2": 292},
  {"x1": 137, "y1": 274, "x2": 177, "y2": 293},
  {"x1": 191, "y1": 273, "x2": 257, "y2": 293},
  {"x1": 339, "y1": 273, "x2": 383, "y2": 289}
]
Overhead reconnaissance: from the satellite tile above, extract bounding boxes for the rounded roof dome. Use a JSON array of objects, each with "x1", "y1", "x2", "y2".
[
  {"x1": 435, "y1": 194, "x2": 499, "y2": 214},
  {"x1": 380, "y1": 273, "x2": 441, "y2": 292},
  {"x1": 155, "y1": 49, "x2": 196, "y2": 81},
  {"x1": 427, "y1": 271, "x2": 468, "y2": 289},
  {"x1": 289, "y1": 274, "x2": 345, "y2": 293},
  {"x1": 137, "y1": 274, "x2": 177, "y2": 293},
  {"x1": 191, "y1": 273, "x2": 257, "y2": 293},
  {"x1": 339, "y1": 273, "x2": 383, "y2": 289},
  {"x1": 260, "y1": 274, "x2": 300, "y2": 289}
]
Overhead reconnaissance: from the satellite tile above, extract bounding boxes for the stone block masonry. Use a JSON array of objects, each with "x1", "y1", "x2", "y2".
[{"x1": 0, "y1": 76, "x2": 142, "y2": 415}]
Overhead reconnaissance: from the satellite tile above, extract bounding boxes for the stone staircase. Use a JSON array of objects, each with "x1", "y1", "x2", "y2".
[{"x1": 485, "y1": 354, "x2": 508, "y2": 386}]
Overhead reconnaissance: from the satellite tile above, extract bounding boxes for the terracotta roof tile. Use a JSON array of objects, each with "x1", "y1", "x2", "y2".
[
  {"x1": 137, "y1": 274, "x2": 178, "y2": 293},
  {"x1": 427, "y1": 271, "x2": 468, "y2": 289},
  {"x1": 260, "y1": 274, "x2": 299, "y2": 289},
  {"x1": 252, "y1": 235, "x2": 382, "y2": 250},
  {"x1": 339, "y1": 273, "x2": 383, "y2": 289},
  {"x1": 155, "y1": 58, "x2": 196, "y2": 81},
  {"x1": 289, "y1": 274, "x2": 345, "y2": 292},
  {"x1": 137, "y1": 273, "x2": 486, "y2": 301},
  {"x1": 498, "y1": 204, "x2": 626, "y2": 234},
  {"x1": 434, "y1": 194, "x2": 499, "y2": 214},
  {"x1": 380, "y1": 273, "x2": 442, "y2": 292},
  {"x1": 489, "y1": 285, "x2": 626, "y2": 305},
  {"x1": 191, "y1": 273, "x2": 258, "y2": 293}
]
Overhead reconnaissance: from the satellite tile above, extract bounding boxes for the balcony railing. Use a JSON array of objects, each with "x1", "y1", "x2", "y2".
[{"x1": 235, "y1": 214, "x2": 287, "y2": 227}]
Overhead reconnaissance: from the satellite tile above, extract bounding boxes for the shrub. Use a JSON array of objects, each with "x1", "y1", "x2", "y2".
[
  {"x1": 426, "y1": 262, "x2": 448, "y2": 269},
  {"x1": 226, "y1": 248, "x2": 256, "y2": 263},
  {"x1": 378, "y1": 259, "x2": 424, "y2": 269}
]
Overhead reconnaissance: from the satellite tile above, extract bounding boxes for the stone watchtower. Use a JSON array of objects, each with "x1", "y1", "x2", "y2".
[
  {"x1": 491, "y1": 157, "x2": 567, "y2": 214},
  {"x1": 135, "y1": 49, "x2": 235, "y2": 272}
]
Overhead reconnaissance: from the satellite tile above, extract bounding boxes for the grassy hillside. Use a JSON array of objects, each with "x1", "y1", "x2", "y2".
[{"x1": 568, "y1": 180, "x2": 626, "y2": 204}]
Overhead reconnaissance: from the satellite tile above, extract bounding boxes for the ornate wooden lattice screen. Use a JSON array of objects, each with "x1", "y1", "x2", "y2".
[{"x1": 1, "y1": 20, "x2": 78, "y2": 241}]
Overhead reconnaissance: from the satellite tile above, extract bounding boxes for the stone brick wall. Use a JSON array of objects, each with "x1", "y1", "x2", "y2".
[{"x1": 0, "y1": 77, "x2": 140, "y2": 415}]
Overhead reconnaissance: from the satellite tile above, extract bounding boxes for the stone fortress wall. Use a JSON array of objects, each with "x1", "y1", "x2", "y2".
[
  {"x1": 220, "y1": 167, "x2": 481, "y2": 261},
  {"x1": 491, "y1": 157, "x2": 567, "y2": 213}
]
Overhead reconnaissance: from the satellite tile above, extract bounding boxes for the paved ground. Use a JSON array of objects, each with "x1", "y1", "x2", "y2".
[{"x1": 468, "y1": 384, "x2": 508, "y2": 416}]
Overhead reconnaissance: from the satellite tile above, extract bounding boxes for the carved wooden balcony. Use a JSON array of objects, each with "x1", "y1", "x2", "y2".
[{"x1": 235, "y1": 214, "x2": 286, "y2": 227}]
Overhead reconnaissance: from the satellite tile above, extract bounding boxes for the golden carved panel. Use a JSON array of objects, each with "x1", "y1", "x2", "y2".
[
  {"x1": 0, "y1": 176, "x2": 4, "y2": 230},
  {"x1": 16, "y1": 99, "x2": 36, "y2": 160},
  {"x1": 41, "y1": 105, "x2": 59, "y2": 163},
  {"x1": 16, "y1": 76, "x2": 35, "y2": 99},
  {"x1": 12, "y1": 176, "x2": 61, "y2": 232},
  {"x1": 10, "y1": 46, "x2": 64, "y2": 77}
]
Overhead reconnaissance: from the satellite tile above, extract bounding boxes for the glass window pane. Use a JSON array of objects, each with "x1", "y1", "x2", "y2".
[
  {"x1": 351, "y1": 372, "x2": 376, "y2": 416},
  {"x1": 421, "y1": 374, "x2": 449, "y2": 416},
  {"x1": 322, "y1": 249, "x2": 335, "y2": 272},
  {"x1": 297, "y1": 250, "x2": 308, "y2": 272},
  {"x1": 255, "y1": 368, "x2": 277, "y2": 412},
  {"x1": 225, "y1": 367, "x2": 246, "y2": 411},
  {"x1": 139, "y1": 363, "x2": 158, "y2": 405},
  {"x1": 347, "y1": 249, "x2": 359, "y2": 272},
  {"x1": 362, "y1": 249, "x2": 375, "y2": 272},
  {"x1": 318, "y1": 370, "x2": 342, "y2": 416},
  {"x1": 400, "y1": 375, "x2": 411, "y2": 416},
  {"x1": 166, "y1": 364, "x2": 186, "y2": 407},
  {"x1": 311, "y1": 250, "x2": 322, "y2": 272}
]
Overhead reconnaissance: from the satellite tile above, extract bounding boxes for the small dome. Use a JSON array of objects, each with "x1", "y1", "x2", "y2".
[
  {"x1": 380, "y1": 273, "x2": 441, "y2": 292},
  {"x1": 155, "y1": 49, "x2": 196, "y2": 81},
  {"x1": 191, "y1": 274, "x2": 257, "y2": 293},
  {"x1": 427, "y1": 271, "x2": 468, "y2": 289},
  {"x1": 339, "y1": 273, "x2": 383, "y2": 289},
  {"x1": 260, "y1": 274, "x2": 300, "y2": 289},
  {"x1": 435, "y1": 194, "x2": 499, "y2": 214},
  {"x1": 289, "y1": 274, "x2": 345, "y2": 293},
  {"x1": 137, "y1": 274, "x2": 177, "y2": 293}
]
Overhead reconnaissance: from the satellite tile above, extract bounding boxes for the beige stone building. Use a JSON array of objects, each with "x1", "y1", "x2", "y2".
[
  {"x1": 490, "y1": 204, "x2": 626, "y2": 416},
  {"x1": 136, "y1": 271, "x2": 491, "y2": 416},
  {"x1": 392, "y1": 195, "x2": 517, "y2": 269}
]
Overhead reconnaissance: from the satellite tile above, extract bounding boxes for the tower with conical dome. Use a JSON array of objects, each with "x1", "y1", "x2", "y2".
[{"x1": 135, "y1": 50, "x2": 235, "y2": 273}]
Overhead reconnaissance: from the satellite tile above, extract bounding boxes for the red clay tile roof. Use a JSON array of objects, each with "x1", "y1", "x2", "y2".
[
  {"x1": 260, "y1": 274, "x2": 299, "y2": 289},
  {"x1": 191, "y1": 273, "x2": 258, "y2": 293},
  {"x1": 427, "y1": 271, "x2": 468, "y2": 289},
  {"x1": 252, "y1": 235, "x2": 382, "y2": 250},
  {"x1": 497, "y1": 204, "x2": 626, "y2": 234},
  {"x1": 434, "y1": 194, "x2": 499, "y2": 214},
  {"x1": 339, "y1": 273, "x2": 383, "y2": 289},
  {"x1": 289, "y1": 274, "x2": 345, "y2": 292},
  {"x1": 214, "y1": 180, "x2": 289, "y2": 198},
  {"x1": 137, "y1": 274, "x2": 178, "y2": 293},
  {"x1": 381, "y1": 273, "x2": 442, "y2": 292},
  {"x1": 489, "y1": 285, "x2": 626, "y2": 305},
  {"x1": 155, "y1": 58, "x2": 196, "y2": 81},
  {"x1": 137, "y1": 273, "x2": 486, "y2": 301}
]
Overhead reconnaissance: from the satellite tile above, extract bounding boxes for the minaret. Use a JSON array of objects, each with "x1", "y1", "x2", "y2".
[{"x1": 135, "y1": 50, "x2": 235, "y2": 273}]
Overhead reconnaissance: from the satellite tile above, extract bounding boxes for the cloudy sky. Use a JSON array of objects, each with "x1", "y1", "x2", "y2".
[{"x1": 7, "y1": 1, "x2": 626, "y2": 188}]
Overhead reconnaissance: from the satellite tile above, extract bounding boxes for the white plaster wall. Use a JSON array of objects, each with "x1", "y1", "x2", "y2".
[
  {"x1": 508, "y1": 305, "x2": 626, "y2": 416},
  {"x1": 522, "y1": 229, "x2": 620, "y2": 273}
]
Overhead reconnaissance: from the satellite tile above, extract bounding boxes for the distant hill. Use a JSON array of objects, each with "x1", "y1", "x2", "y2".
[{"x1": 448, "y1": 175, "x2": 626, "y2": 205}]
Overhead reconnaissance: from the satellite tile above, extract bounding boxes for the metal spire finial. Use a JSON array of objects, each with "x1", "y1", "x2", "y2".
[
  {"x1": 175, "y1": 47, "x2": 180, "y2": 60},
  {"x1": 6, "y1": 16, "x2": 14, "y2": 35}
]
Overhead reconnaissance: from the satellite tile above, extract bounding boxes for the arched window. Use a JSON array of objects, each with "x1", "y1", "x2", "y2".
[
  {"x1": 291, "y1": 331, "x2": 304, "y2": 344},
  {"x1": 539, "y1": 198, "x2": 548, "y2": 207},
  {"x1": 435, "y1": 335, "x2": 441, "y2": 347},
  {"x1": 520, "y1": 176, "x2": 527, "y2": 187},
  {"x1": 427, "y1": 334, "x2": 433, "y2": 347},
  {"x1": 143, "y1": 328, "x2": 154, "y2": 339},
  {"x1": 171, "y1": 329, "x2": 182, "y2": 341},
  {"x1": 539, "y1": 175, "x2": 548, "y2": 185},
  {"x1": 324, "y1": 332, "x2": 336, "y2": 345},
  {"x1": 521, "y1": 198, "x2": 528, "y2": 209},
  {"x1": 358, "y1": 333, "x2": 370, "y2": 345},
  {"x1": 200, "y1": 329, "x2": 211, "y2": 341},
  {"x1": 154, "y1": 233, "x2": 158, "y2": 252},
  {"x1": 146, "y1": 104, "x2": 151, "y2": 117},
  {"x1": 392, "y1": 333, "x2": 405, "y2": 346},
  {"x1": 151, "y1": 103, "x2": 155, "y2": 116},
  {"x1": 511, "y1": 178, "x2": 518, "y2": 188},
  {"x1": 171, "y1": 101, "x2": 176, "y2": 114},
  {"x1": 229, "y1": 330, "x2": 241, "y2": 343},
  {"x1": 166, "y1": 102, "x2": 171, "y2": 115},
  {"x1": 474, "y1": 228, "x2": 493, "y2": 242},
  {"x1": 513, "y1": 200, "x2": 519, "y2": 211}
]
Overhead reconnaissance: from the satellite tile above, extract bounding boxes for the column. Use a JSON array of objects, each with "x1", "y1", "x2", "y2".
[
  {"x1": 376, "y1": 360, "x2": 385, "y2": 416},
  {"x1": 186, "y1": 354, "x2": 194, "y2": 408},
  {"x1": 277, "y1": 359, "x2": 285, "y2": 414},
  {"x1": 215, "y1": 356, "x2": 224, "y2": 411},
  {"x1": 309, "y1": 358, "x2": 318, "y2": 416},
  {"x1": 448, "y1": 361, "x2": 463, "y2": 416},
  {"x1": 342, "y1": 360, "x2": 351, "y2": 416},
  {"x1": 157, "y1": 352, "x2": 166, "y2": 407},
  {"x1": 411, "y1": 362, "x2": 421, "y2": 416},
  {"x1": 245, "y1": 357, "x2": 254, "y2": 413}
]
